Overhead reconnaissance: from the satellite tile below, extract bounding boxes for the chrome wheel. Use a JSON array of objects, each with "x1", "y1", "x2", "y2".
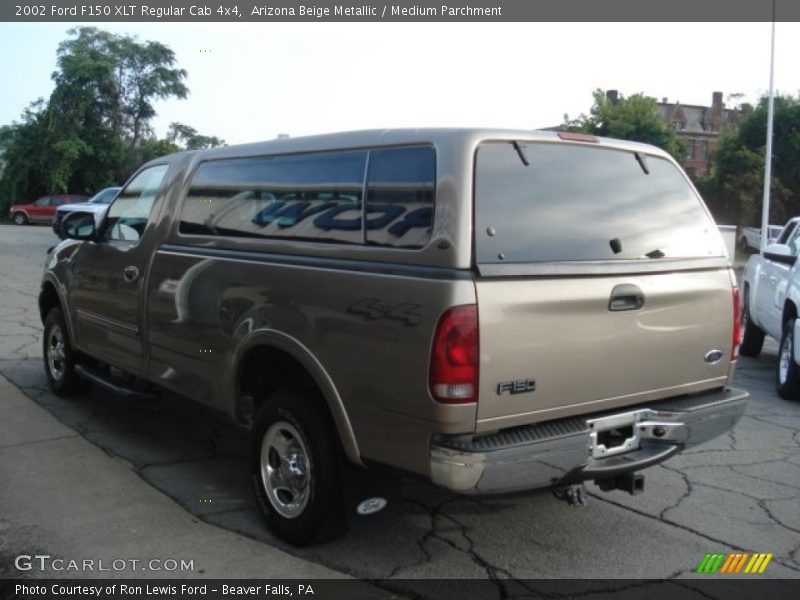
[
  {"x1": 779, "y1": 333, "x2": 792, "y2": 385},
  {"x1": 47, "y1": 324, "x2": 66, "y2": 381},
  {"x1": 13, "y1": 213, "x2": 26, "y2": 225},
  {"x1": 260, "y1": 421, "x2": 311, "y2": 519}
]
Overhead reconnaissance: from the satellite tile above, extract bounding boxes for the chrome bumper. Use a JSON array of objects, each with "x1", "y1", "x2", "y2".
[{"x1": 430, "y1": 387, "x2": 748, "y2": 495}]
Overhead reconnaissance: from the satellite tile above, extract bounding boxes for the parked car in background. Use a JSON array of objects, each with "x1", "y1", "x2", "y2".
[
  {"x1": 739, "y1": 224, "x2": 784, "y2": 252},
  {"x1": 53, "y1": 187, "x2": 121, "y2": 238},
  {"x1": 741, "y1": 216, "x2": 800, "y2": 398},
  {"x1": 9, "y1": 195, "x2": 89, "y2": 225}
]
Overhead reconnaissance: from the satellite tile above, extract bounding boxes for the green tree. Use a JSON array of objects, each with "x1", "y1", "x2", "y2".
[
  {"x1": 705, "y1": 94, "x2": 800, "y2": 226},
  {"x1": 0, "y1": 27, "x2": 221, "y2": 216},
  {"x1": 167, "y1": 122, "x2": 225, "y2": 150},
  {"x1": 565, "y1": 89, "x2": 686, "y2": 162}
]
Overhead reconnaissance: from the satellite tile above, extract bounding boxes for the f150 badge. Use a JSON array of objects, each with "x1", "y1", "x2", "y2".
[{"x1": 497, "y1": 379, "x2": 537, "y2": 395}]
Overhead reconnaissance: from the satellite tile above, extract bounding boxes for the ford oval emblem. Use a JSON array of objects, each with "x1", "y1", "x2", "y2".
[
  {"x1": 356, "y1": 497, "x2": 388, "y2": 516},
  {"x1": 704, "y1": 349, "x2": 724, "y2": 364}
]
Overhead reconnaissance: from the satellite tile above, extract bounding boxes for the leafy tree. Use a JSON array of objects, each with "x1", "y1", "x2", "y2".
[
  {"x1": 705, "y1": 94, "x2": 800, "y2": 226},
  {"x1": 565, "y1": 89, "x2": 686, "y2": 162},
  {"x1": 0, "y1": 27, "x2": 222, "y2": 216},
  {"x1": 53, "y1": 28, "x2": 188, "y2": 151},
  {"x1": 167, "y1": 122, "x2": 225, "y2": 150}
]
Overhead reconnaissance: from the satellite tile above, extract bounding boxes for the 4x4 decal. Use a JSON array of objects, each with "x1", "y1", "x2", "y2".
[{"x1": 347, "y1": 298, "x2": 422, "y2": 326}]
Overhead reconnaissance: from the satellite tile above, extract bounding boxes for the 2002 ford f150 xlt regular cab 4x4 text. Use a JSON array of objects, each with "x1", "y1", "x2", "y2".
[{"x1": 41, "y1": 129, "x2": 748, "y2": 545}]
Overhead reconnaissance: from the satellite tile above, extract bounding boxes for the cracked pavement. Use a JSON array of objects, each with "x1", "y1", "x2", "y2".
[{"x1": 0, "y1": 225, "x2": 798, "y2": 591}]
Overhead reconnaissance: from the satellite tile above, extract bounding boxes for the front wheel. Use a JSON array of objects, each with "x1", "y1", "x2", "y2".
[
  {"x1": 251, "y1": 388, "x2": 346, "y2": 545},
  {"x1": 12, "y1": 212, "x2": 28, "y2": 225},
  {"x1": 776, "y1": 319, "x2": 800, "y2": 400},
  {"x1": 43, "y1": 308, "x2": 91, "y2": 396}
]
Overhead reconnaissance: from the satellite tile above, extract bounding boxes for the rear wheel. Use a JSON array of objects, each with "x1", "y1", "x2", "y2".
[
  {"x1": 739, "y1": 293, "x2": 765, "y2": 357},
  {"x1": 776, "y1": 319, "x2": 800, "y2": 400},
  {"x1": 43, "y1": 308, "x2": 91, "y2": 396},
  {"x1": 251, "y1": 388, "x2": 346, "y2": 545},
  {"x1": 12, "y1": 212, "x2": 28, "y2": 225}
]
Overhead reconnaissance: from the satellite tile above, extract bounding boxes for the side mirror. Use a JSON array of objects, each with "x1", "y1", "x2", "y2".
[
  {"x1": 61, "y1": 211, "x2": 97, "y2": 241},
  {"x1": 763, "y1": 243, "x2": 797, "y2": 266}
]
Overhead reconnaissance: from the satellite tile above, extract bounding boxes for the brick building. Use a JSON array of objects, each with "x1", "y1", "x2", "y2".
[{"x1": 655, "y1": 91, "x2": 743, "y2": 178}]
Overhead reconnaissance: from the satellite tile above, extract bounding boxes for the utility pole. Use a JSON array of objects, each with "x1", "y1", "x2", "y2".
[{"x1": 760, "y1": 0, "x2": 776, "y2": 253}]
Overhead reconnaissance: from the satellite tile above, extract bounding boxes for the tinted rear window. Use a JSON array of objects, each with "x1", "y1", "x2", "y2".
[{"x1": 474, "y1": 142, "x2": 724, "y2": 263}]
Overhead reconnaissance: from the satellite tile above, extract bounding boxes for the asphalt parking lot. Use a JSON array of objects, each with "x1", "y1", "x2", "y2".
[{"x1": 0, "y1": 224, "x2": 798, "y2": 587}]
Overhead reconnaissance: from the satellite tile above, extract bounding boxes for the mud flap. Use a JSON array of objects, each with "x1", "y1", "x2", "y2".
[{"x1": 340, "y1": 463, "x2": 403, "y2": 527}]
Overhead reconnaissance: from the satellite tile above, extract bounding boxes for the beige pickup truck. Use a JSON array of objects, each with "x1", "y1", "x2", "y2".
[{"x1": 42, "y1": 129, "x2": 747, "y2": 545}]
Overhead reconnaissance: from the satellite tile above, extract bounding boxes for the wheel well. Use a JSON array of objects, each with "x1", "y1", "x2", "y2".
[
  {"x1": 236, "y1": 345, "x2": 326, "y2": 423},
  {"x1": 39, "y1": 282, "x2": 61, "y2": 324},
  {"x1": 783, "y1": 301, "x2": 798, "y2": 331}
]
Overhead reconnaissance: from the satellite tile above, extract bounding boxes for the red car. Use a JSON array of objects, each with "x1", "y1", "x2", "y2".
[{"x1": 9, "y1": 194, "x2": 89, "y2": 225}]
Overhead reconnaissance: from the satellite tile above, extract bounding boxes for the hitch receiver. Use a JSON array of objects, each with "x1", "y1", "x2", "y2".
[{"x1": 596, "y1": 473, "x2": 645, "y2": 496}]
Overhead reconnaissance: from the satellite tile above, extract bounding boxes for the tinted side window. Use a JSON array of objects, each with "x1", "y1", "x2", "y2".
[
  {"x1": 365, "y1": 146, "x2": 435, "y2": 248},
  {"x1": 786, "y1": 226, "x2": 800, "y2": 256},
  {"x1": 105, "y1": 165, "x2": 169, "y2": 242},
  {"x1": 180, "y1": 151, "x2": 367, "y2": 244},
  {"x1": 475, "y1": 142, "x2": 724, "y2": 263}
]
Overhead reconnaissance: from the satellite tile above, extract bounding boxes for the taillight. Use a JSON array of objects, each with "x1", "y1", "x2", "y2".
[
  {"x1": 732, "y1": 287, "x2": 742, "y2": 361},
  {"x1": 429, "y1": 305, "x2": 479, "y2": 404}
]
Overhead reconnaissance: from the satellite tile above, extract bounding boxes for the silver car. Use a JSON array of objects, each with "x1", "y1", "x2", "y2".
[{"x1": 53, "y1": 186, "x2": 121, "y2": 238}]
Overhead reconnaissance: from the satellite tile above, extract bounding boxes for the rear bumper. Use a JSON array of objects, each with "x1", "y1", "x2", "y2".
[{"x1": 430, "y1": 387, "x2": 748, "y2": 495}]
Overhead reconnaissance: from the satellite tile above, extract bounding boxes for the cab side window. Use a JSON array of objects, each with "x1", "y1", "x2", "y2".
[
  {"x1": 105, "y1": 165, "x2": 169, "y2": 242},
  {"x1": 787, "y1": 227, "x2": 800, "y2": 256}
]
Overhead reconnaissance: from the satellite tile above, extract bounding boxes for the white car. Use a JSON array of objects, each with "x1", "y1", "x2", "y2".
[{"x1": 53, "y1": 186, "x2": 121, "y2": 238}]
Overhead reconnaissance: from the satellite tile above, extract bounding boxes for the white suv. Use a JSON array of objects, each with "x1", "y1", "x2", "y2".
[{"x1": 53, "y1": 186, "x2": 121, "y2": 238}]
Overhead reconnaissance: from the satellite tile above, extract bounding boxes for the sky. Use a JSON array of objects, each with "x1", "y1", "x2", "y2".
[{"x1": 0, "y1": 22, "x2": 798, "y2": 144}]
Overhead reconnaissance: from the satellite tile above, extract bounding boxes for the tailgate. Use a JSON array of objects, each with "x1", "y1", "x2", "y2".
[
  {"x1": 475, "y1": 269, "x2": 733, "y2": 425},
  {"x1": 473, "y1": 138, "x2": 732, "y2": 428}
]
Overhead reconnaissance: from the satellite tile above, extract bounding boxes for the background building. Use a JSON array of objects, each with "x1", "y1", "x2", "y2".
[{"x1": 656, "y1": 91, "x2": 743, "y2": 178}]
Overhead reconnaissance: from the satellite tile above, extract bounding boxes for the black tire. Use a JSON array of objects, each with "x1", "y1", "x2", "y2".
[
  {"x1": 776, "y1": 319, "x2": 800, "y2": 400},
  {"x1": 12, "y1": 212, "x2": 28, "y2": 225},
  {"x1": 739, "y1": 293, "x2": 765, "y2": 357},
  {"x1": 251, "y1": 388, "x2": 346, "y2": 546},
  {"x1": 42, "y1": 308, "x2": 91, "y2": 397}
]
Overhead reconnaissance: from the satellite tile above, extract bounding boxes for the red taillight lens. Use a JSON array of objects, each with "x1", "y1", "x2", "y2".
[
  {"x1": 429, "y1": 305, "x2": 479, "y2": 404},
  {"x1": 732, "y1": 287, "x2": 742, "y2": 361}
]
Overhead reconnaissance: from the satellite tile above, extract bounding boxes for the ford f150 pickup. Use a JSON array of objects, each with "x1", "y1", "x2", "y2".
[{"x1": 41, "y1": 129, "x2": 748, "y2": 545}]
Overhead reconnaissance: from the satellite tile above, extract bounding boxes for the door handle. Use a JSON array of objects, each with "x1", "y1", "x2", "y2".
[
  {"x1": 123, "y1": 266, "x2": 140, "y2": 282},
  {"x1": 609, "y1": 284, "x2": 645, "y2": 312}
]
